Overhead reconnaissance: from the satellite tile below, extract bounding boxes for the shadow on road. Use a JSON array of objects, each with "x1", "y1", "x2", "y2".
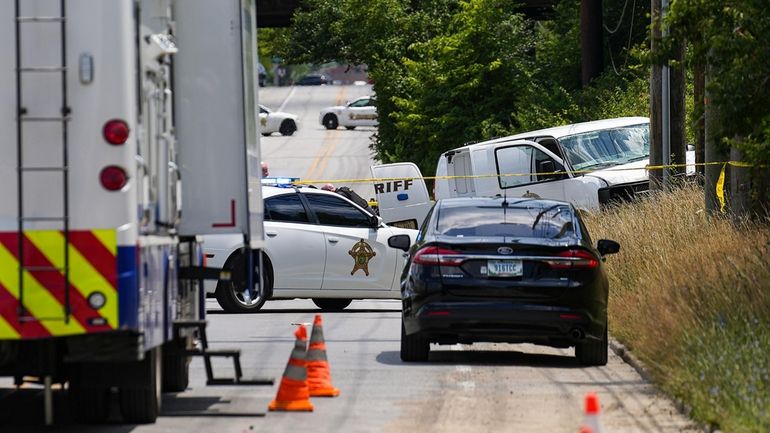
[
  {"x1": 0, "y1": 387, "x2": 262, "y2": 431},
  {"x1": 376, "y1": 349, "x2": 584, "y2": 368},
  {"x1": 207, "y1": 308, "x2": 400, "y2": 315}
]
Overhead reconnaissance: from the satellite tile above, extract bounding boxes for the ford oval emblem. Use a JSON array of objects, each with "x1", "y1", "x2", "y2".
[{"x1": 497, "y1": 246, "x2": 514, "y2": 255}]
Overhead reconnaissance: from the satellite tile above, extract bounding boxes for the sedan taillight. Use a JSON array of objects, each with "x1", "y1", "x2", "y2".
[
  {"x1": 413, "y1": 246, "x2": 464, "y2": 266},
  {"x1": 544, "y1": 249, "x2": 599, "y2": 269}
]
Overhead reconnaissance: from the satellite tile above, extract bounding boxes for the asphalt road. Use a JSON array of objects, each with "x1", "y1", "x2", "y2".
[
  {"x1": 0, "y1": 85, "x2": 698, "y2": 432},
  {"x1": 259, "y1": 84, "x2": 378, "y2": 201}
]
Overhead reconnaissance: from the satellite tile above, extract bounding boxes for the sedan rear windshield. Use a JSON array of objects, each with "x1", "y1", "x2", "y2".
[{"x1": 436, "y1": 204, "x2": 576, "y2": 239}]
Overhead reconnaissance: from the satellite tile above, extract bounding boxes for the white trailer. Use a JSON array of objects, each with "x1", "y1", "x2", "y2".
[{"x1": 0, "y1": 0, "x2": 265, "y2": 424}]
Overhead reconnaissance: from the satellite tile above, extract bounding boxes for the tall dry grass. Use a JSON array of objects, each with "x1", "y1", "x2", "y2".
[{"x1": 583, "y1": 184, "x2": 770, "y2": 432}]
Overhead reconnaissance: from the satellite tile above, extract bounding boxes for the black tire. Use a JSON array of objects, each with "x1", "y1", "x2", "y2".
[
  {"x1": 322, "y1": 114, "x2": 339, "y2": 130},
  {"x1": 400, "y1": 319, "x2": 429, "y2": 362},
  {"x1": 312, "y1": 298, "x2": 352, "y2": 311},
  {"x1": 345, "y1": 126, "x2": 355, "y2": 130},
  {"x1": 279, "y1": 120, "x2": 297, "y2": 136},
  {"x1": 119, "y1": 347, "x2": 161, "y2": 424},
  {"x1": 162, "y1": 337, "x2": 190, "y2": 392},
  {"x1": 215, "y1": 252, "x2": 269, "y2": 313},
  {"x1": 261, "y1": 132, "x2": 272, "y2": 137},
  {"x1": 69, "y1": 367, "x2": 110, "y2": 423},
  {"x1": 576, "y1": 325, "x2": 608, "y2": 366}
]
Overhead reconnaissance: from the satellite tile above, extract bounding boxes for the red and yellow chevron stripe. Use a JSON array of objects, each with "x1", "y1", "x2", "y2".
[{"x1": 0, "y1": 229, "x2": 119, "y2": 339}]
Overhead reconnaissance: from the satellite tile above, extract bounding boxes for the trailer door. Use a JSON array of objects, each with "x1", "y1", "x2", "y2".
[{"x1": 173, "y1": 0, "x2": 262, "y2": 246}]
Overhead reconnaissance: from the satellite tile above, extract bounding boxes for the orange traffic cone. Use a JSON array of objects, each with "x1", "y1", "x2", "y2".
[
  {"x1": 268, "y1": 325, "x2": 314, "y2": 411},
  {"x1": 306, "y1": 314, "x2": 341, "y2": 397},
  {"x1": 581, "y1": 393, "x2": 603, "y2": 433}
]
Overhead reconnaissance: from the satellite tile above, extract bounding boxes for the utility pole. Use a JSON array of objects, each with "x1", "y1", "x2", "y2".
[
  {"x1": 651, "y1": 0, "x2": 685, "y2": 189},
  {"x1": 693, "y1": 64, "x2": 706, "y2": 176},
  {"x1": 649, "y1": 0, "x2": 663, "y2": 188},
  {"x1": 580, "y1": 0, "x2": 603, "y2": 86}
]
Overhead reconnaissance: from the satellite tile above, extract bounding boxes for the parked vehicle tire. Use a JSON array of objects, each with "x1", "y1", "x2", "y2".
[
  {"x1": 215, "y1": 251, "x2": 270, "y2": 313},
  {"x1": 345, "y1": 126, "x2": 355, "y2": 130},
  {"x1": 400, "y1": 319, "x2": 429, "y2": 362},
  {"x1": 69, "y1": 366, "x2": 110, "y2": 423},
  {"x1": 279, "y1": 120, "x2": 297, "y2": 136},
  {"x1": 322, "y1": 114, "x2": 338, "y2": 130},
  {"x1": 312, "y1": 298, "x2": 352, "y2": 311},
  {"x1": 161, "y1": 337, "x2": 191, "y2": 392},
  {"x1": 575, "y1": 325, "x2": 608, "y2": 366},
  {"x1": 262, "y1": 132, "x2": 272, "y2": 137},
  {"x1": 119, "y1": 347, "x2": 161, "y2": 423}
]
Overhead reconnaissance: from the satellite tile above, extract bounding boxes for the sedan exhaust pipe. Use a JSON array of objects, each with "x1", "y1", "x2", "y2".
[{"x1": 570, "y1": 328, "x2": 585, "y2": 340}]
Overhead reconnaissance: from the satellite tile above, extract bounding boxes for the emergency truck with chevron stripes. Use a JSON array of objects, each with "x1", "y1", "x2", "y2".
[{"x1": 0, "y1": 0, "x2": 266, "y2": 424}]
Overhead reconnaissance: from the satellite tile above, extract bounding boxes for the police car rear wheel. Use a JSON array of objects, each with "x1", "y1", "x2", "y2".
[
  {"x1": 215, "y1": 252, "x2": 269, "y2": 313},
  {"x1": 312, "y1": 298, "x2": 352, "y2": 311},
  {"x1": 323, "y1": 114, "x2": 338, "y2": 130},
  {"x1": 279, "y1": 120, "x2": 297, "y2": 136}
]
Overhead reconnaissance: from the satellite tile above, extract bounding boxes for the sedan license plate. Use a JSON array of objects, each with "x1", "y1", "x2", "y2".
[{"x1": 487, "y1": 259, "x2": 523, "y2": 277}]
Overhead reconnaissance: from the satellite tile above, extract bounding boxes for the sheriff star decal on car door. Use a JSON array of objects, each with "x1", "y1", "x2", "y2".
[{"x1": 349, "y1": 239, "x2": 376, "y2": 276}]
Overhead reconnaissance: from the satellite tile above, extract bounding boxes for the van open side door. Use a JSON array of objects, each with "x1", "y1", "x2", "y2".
[{"x1": 370, "y1": 163, "x2": 432, "y2": 230}]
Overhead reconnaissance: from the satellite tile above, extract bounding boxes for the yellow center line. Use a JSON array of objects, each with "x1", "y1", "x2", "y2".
[{"x1": 305, "y1": 86, "x2": 347, "y2": 180}]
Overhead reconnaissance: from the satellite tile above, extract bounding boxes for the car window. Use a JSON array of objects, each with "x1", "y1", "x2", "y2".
[
  {"x1": 495, "y1": 145, "x2": 534, "y2": 187},
  {"x1": 304, "y1": 193, "x2": 372, "y2": 227},
  {"x1": 348, "y1": 98, "x2": 369, "y2": 108},
  {"x1": 496, "y1": 145, "x2": 564, "y2": 187},
  {"x1": 558, "y1": 124, "x2": 649, "y2": 171},
  {"x1": 264, "y1": 194, "x2": 309, "y2": 223},
  {"x1": 436, "y1": 203, "x2": 576, "y2": 239}
]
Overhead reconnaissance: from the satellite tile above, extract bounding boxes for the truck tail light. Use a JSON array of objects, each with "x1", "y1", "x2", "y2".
[
  {"x1": 100, "y1": 166, "x2": 127, "y2": 191},
  {"x1": 103, "y1": 119, "x2": 129, "y2": 145}
]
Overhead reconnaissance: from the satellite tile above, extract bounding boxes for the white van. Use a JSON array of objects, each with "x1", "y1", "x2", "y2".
[{"x1": 374, "y1": 117, "x2": 693, "y2": 226}]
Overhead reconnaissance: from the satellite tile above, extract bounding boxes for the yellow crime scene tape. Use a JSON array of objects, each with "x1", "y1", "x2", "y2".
[{"x1": 294, "y1": 161, "x2": 757, "y2": 214}]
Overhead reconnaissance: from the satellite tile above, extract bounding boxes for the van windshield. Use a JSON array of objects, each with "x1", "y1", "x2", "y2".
[{"x1": 558, "y1": 124, "x2": 649, "y2": 172}]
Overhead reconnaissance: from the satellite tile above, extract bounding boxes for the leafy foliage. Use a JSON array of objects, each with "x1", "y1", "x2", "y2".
[
  {"x1": 279, "y1": 0, "x2": 652, "y2": 174},
  {"x1": 661, "y1": 1, "x2": 770, "y2": 167}
]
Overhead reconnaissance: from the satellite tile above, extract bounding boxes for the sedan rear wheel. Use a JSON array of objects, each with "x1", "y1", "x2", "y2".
[
  {"x1": 312, "y1": 298, "x2": 352, "y2": 311},
  {"x1": 400, "y1": 319, "x2": 429, "y2": 362},
  {"x1": 322, "y1": 114, "x2": 338, "y2": 130},
  {"x1": 576, "y1": 325, "x2": 608, "y2": 366}
]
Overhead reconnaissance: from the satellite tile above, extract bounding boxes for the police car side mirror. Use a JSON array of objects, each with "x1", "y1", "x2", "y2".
[
  {"x1": 388, "y1": 234, "x2": 411, "y2": 251},
  {"x1": 370, "y1": 215, "x2": 383, "y2": 229}
]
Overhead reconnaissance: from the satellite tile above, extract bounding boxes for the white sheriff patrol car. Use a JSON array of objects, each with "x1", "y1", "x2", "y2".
[
  {"x1": 260, "y1": 104, "x2": 299, "y2": 136},
  {"x1": 203, "y1": 185, "x2": 417, "y2": 312},
  {"x1": 319, "y1": 95, "x2": 378, "y2": 130}
]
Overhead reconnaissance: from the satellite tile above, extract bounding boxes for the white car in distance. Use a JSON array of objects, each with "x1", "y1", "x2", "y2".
[
  {"x1": 259, "y1": 104, "x2": 299, "y2": 136},
  {"x1": 319, "y1": 95, "x2": 377, "y2": 130},
  {"x1": 203, "y1": 185, "x2": 417, "y2": 313}
]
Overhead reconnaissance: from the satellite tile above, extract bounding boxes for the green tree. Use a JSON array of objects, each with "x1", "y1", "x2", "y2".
[{"x1": 661, "y1": 1, "x2": 770, "y2": 216}]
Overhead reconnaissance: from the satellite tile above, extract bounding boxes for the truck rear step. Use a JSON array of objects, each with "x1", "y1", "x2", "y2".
[{"x1": 173, "y1": 320, "x2": 273, "y2": 386}]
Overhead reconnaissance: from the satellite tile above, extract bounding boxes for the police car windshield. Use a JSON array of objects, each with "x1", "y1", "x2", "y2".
[
  {"x1": 559, "y1": 124, "x2": 649, "y2": 171},
  {"x1": 436, "y1": 204, "x2": 575, "y2": 238}
]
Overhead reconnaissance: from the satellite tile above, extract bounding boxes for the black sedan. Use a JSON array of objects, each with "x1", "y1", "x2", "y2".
[{"x1": 388, "y1": 197, "x2": 620, "y2": 365}]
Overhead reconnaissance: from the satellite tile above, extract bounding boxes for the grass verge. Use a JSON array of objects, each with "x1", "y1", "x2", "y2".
[{"x1": 583, "y1": 184, "x2": 770, "y2": 432}]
